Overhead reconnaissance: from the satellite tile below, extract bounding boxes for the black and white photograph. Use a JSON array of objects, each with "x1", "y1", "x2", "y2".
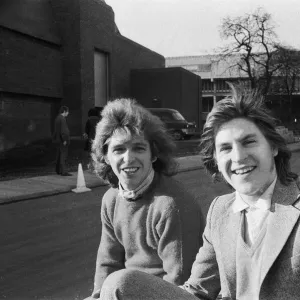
[{"x1": 1, "y1": 0, "x2": 300, "y2": 299}]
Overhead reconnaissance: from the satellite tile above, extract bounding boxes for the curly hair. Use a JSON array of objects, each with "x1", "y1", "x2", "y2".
[
  {"x1": 91, "y1": 98, "x2": 178, "y2": 187},
  {"x1": 200, "y1": 83, "x2": 298, "y2": 185}
]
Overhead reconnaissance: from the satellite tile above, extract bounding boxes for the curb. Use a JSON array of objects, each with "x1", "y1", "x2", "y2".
[
  {"x1": 0, "y1": 163, "x2": 204, "y2": 205},
  {"x1": 0, "y1": 180, "x2": 107, "y2": 205}
]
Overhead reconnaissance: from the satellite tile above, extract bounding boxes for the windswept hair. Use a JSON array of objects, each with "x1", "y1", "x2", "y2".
[
  {"x1": 200, "y1": 83, "x2": 298, "y2": 185},
  {"x1": 91, "y1": 98, "x2": 178, "y2": 187}
]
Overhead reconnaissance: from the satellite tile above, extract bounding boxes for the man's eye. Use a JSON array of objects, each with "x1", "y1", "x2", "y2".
[
  {"x1": 135, "y1": 146, "x2": 146, "y2": 152},
  {"x1": 113, "y1": 148, "x2": 124, "y2": 153},
  {"x1": 245, "y1": 139, "x2": 255, "y2": 145},
  {"x1": 220, "y1": 146, "x2": 231, "y2": 152}
]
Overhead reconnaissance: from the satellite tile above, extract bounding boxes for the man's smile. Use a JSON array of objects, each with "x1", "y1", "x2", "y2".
[
  {"x1": 231, "y1": 166, "x2": 256, "y2": 175},
  {"x1": 122, "y1": 167, "x2": 139, "y2": 174}
]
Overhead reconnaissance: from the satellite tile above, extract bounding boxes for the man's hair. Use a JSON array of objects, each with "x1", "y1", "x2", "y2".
[
  {"x1": 91, "y1": 98, "x2": 178, "y2": 187},
  {"x1": 88, "y1": 107, "x2": 99, "y2": 117},
  {"x1": 59, "y1": 106, "x2": 69, "y2": 114},
  {"x1": 200, "y1": 83, "x2": 298, "y2": 185}
]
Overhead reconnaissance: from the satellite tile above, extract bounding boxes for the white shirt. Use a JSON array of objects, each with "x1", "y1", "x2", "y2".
[{"x1": 232, "y1": 176, "x2": 277, "y2": 246}]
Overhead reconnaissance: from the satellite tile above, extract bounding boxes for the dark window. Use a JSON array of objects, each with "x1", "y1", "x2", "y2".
[
  {"x1": 202, "y1": 97, "x2": 214, "y2": 112},
  {"x1": 216, "y1": 80, "x2": 229, "y2": 91}
]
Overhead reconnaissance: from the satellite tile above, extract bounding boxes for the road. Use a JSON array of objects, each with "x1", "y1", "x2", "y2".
[{"x1": 1, "y1": 151, "x2": 300, "y2": 300}]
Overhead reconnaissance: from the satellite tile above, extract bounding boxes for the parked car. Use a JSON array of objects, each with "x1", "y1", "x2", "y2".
[{"x1": 148, "y1": 108, "x2": 196, "y2": 140}]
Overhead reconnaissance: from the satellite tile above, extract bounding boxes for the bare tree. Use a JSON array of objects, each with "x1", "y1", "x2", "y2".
[{"x1": 218, "y1": 8, "x2": 281, "y2": 97}]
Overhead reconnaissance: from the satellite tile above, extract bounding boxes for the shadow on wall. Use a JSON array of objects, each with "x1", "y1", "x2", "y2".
[
  {"x1": 0, "y1": 95, "x2": 53, "y2": 152},
  {"x1": 0, "y1": 138, "x2": 89, "y2": 167}
]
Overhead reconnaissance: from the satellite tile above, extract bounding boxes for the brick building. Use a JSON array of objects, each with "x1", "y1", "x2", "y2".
[{"x1": 0, "y1": 0, "x2": 164, "y2": 151}]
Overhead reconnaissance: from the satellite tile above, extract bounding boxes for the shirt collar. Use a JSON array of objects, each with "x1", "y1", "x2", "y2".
[{"x1": 232, "y1": 175, "x2": 277, "y2": 213}]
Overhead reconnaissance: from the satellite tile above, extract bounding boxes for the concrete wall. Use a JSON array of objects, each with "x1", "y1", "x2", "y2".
[
  {"x1": 180, "y1": 68, "x2": 202, "y2": 127},
  {"x1": 0, "y1": 93, "x2": 53, "y2": 151},
  {"x1": 78, "y1": 0, "x2": 115, "y2": 127},
  {"x1": 50, "y1": 0, "x2": 83, "y2": 136},
  {"x1": 0, "y1": 0, "x2": 62, "y2": 150},
  {"x1": 0, "y1": 0, "x2": 165, "y2": 151},
  {"x1": 0, "y1": 27, "x2": 62, "y2": 97},
  {"x1": 131, "y1": 68, "x2": 181, "y2": 108},
  {"x1": 130, "y1": 68, "x2": 202, "y2": 129},
  {"x1": 112, "y1": 36, "x2": 165, "y2": 99}
]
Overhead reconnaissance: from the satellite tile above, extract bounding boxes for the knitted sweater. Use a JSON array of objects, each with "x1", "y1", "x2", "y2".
[{"x1": 92, "y1": 173, "x2": 204, "y2": 296}]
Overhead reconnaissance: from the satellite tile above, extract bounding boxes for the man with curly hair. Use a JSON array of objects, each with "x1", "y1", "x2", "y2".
[
  {"x1": 97, "y1": 85, "x2": 300, "y2": 300},
  {"x1": 87, "y1": 98, "x2": 204, "y2": 299}
]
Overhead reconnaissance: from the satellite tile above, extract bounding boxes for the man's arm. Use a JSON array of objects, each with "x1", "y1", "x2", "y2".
[
  {"x1": 85, "y1": 119, "x2": 90, "y2": 136},
  {"x1": 181, "y1": 197, "x2": 221, "y2": 300},
  {"x1": 155, "y1": 205, "x2": 187, "y2": 285},
  {"x1": 92, "y1": 199, "x2": 125, "y2": 297},
  {"x1": 60, "y1": 117, "x2": 70, "y2": 144}
]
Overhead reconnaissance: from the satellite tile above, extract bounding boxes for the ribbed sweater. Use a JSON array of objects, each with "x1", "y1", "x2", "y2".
[{"x1": 92, "y1": 173, "x2": 204, "y2": 296}]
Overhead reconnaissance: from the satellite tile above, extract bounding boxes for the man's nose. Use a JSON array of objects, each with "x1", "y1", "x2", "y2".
[
  {"x1": 231, "y1": 144, "x2": 247, "y2": 162},
  {"x1": 123, "y1": 150, "x2": 135, "y2": 162}
]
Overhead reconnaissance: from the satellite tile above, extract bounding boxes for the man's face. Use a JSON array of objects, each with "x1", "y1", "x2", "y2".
[
  {"x1": 64, "y1": 111, "x2": 69, "y2": 117},
  {"x1": 105, "y1": 131, "x2": 153, "y2": 190},
  {"x1": 215, "y1": 118, "x2": 278, "y2": 198}
]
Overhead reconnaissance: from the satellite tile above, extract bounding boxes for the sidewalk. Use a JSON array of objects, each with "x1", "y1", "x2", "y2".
[
  {"x1": 0, "y1": 155, "x2": 204, "y2": 204},
  {"x1": 1, "y1": 141, "x2": 300, "y2": 205}
]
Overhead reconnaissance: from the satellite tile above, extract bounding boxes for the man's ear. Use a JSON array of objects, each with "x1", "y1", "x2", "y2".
[
  {"x1": 273, "y1": 147, "x2": 278, "y2": 157},
  {"x1": 151, "y1": 156, "x2": 157, "y2": 163}
]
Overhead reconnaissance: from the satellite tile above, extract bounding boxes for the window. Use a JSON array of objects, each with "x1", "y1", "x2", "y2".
[
  {"x1": 94, "y1": 50, "x2": 109, "y2": 107},
  {"x1": 202, "y1": 80, "x2": 214, "y2": 92},
  {"x1": 202, "y1": 97, "x2": 214, "y2": 112},
  {"x1": 216, "y1": 80, "x2": 230, "y2": 92}
]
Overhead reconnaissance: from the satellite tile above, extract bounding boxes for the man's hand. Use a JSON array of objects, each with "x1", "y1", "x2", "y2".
[{"x1": 63, "y1": 141, "x2": 67, "y2": 146}]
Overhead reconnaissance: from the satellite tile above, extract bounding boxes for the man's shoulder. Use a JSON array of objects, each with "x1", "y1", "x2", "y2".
[
  {"x1": 102, "y1": 187, "x2": 118, "y2": 202},
  {"x1": 54, "y1": 114, "x2": 64, "y2": 124},
  {"x1": 102, "y1": 187, "x2": 119, "y2": 210},
  {"x1": 55, "y1": 114, "x2": 63, "y2": 120},
  {"x1": 217, "y1": 191, "x2": 236, "y2": 202},
  {"x1": 209, "y1": 191, "x2": 236, "y2": 215}
]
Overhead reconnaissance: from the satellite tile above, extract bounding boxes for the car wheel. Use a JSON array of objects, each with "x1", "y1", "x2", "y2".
[{"x1": 172, "y1": 131, "x2": 183, "y2": 141}]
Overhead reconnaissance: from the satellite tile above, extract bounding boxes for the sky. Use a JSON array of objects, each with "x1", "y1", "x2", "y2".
[{"x1": 105, "y1": 0, "x2": 300, "y2": 57}]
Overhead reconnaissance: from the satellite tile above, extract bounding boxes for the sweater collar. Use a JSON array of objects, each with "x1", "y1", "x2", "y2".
[{"x1": 118, "y1": 168, "x2": 155, "y2": 201}]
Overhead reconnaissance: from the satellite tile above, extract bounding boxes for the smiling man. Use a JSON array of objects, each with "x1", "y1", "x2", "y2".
[
  {"x1": 96, "y1": 85, "x2": 300, "y2": 300},
  {"x1": 86, "y1": 98, "x2": 204, "y2": 299},
  {"x1": 180, "y1": 84, "x2": 300, "y2": 300}
]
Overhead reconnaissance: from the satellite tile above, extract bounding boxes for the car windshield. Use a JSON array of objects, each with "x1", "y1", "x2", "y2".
[
  {"x1": 171, "y1": 111, "x2": 185, "y2": 121},
  {"x1": 152, "y1": 110, "x2": 186, "y2": 122}
]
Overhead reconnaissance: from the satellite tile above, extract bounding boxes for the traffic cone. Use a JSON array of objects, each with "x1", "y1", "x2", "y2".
[{"x1": 72, "y1": 163, "x2": 91, "y2": 193}]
